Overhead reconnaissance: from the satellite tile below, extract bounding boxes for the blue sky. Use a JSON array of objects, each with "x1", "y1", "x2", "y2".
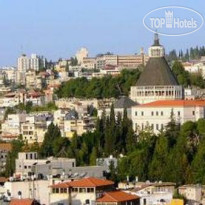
[{"x1": 0, "y1": 0, "x2": 205, "y2": 66}]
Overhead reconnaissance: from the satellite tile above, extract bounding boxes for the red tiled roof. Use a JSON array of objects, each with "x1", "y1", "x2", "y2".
[
  {"x1": 1, "y1": 133, "x2": 18, "y2": 139},
  {"x1": 0, "y1": 143, "x2": 12, "y2": 151},
  {"x1": 50, "y1": 182, "x2": 70, "y2": 188},
  {"x1": 10, "y1": 198, "x2": 35, "y2": 205},
  {"x1": 138, "y1": 100, "x2": 205, "y2": 107},
  {"x1": 5, "y1": 92, "x2": 17, "y2": 97},
  {"x1": 97, "y1": 191, "x2": 139, "y2": 202},
  {"x1": 69, "y1": 177, "x2": 114, "y2": 188},
  {"x1": 0, "y1": 177, "x2": 8, "y2": 183}
]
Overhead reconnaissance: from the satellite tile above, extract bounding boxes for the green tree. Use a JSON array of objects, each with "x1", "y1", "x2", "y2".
[
  {"x1": 39, "y1": 123, "x2": 61, "y2": 157},
  {"x1": 89, "y1": 147, "x2": 97, "y2": 165},
  {"x1": 148, "y1": 134, "x2": 169, "y2": 181},
  {"x1": 5, "y1": 139, "x2": 24, "y2": 177},
  {"x1": 191, "y1": 137, "x2": 205, "y2": 183}
]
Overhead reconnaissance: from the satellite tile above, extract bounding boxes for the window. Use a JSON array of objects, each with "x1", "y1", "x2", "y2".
[
  {"x1": 79, "y1": 188, "x2": 86, "y2": 193},
  {"x1": 141, "y1": 111, "x2": 144, "y2": 116},
  {"x1": 161, "y1": 111, "x2": 163, "y2": 116},
  {"x1": 156, "y1": 124, "x2": 159, "y2": 130},
  {"x1": 144, "y1": 198, "x2": 147, "y2": 205},
  {"x1": 87, "y1": 188, "x2": 94, "y2": 193},
  {"x1": 85, "y1": 199, "x2": 90, "y2": 205},
  {"x1": 156, "y1": 111, "x2": 158, "y2": 116},
  {"x1": 151, "y1": 124, "x2": 154, "y2": 129},
  {"x1": 151, "y1": 111, "x2": 154, "y2": 116},
  {"x1": 161, "y1": 124, "x2": 164, "y2": 130},
  {"x1": 72, "y1": 188, "x2": 78, "y2": 192},
  {"x1": 178, "y1": 111, "x2": 180, "y2": 116},
  {"x1": 135, "y1": 111, "x2": 137, "y2": 116},
  {"x1": 192, "y1": 111, "x2": 195, "y2": 116},
  {"x1": 142, "y1": 123, "x2": 144, "y2": 130}
]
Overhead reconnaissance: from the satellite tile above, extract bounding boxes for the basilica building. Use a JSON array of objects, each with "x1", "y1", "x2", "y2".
[{"x1": 130, "y1": 33, "x2": 183, "y2": 104}]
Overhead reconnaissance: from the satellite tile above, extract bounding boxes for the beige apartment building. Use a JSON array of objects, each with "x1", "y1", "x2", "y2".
[{"x1": 117, "y1": 53, "x2": 148, "y2": 69}]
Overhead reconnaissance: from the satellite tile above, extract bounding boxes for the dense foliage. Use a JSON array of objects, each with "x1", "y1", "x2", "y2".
[
  {"x1": 167, "y1": 46, "x2": 205, "y2": 61},
  {"x1": 172, "y1": 61, "x2": 205, "y2": 88},
  {"x1": 15, "y1": 102, "x2": 58, "y2": 113},
  {"x1": 56, "y1": 69, "x2": 141, "y2": 99}
]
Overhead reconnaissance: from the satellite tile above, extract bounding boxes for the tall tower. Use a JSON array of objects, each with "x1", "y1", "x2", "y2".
[{"x1": 130, "y1": 33, "x2": 183, "y2": 104}]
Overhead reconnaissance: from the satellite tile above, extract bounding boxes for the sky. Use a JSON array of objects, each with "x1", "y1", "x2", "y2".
[{"x1": 0, "y1": 0, "x2": 205, "y2": 66}]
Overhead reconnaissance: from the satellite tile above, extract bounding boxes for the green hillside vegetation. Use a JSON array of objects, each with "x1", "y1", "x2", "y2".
[{"x1": 56, "y1": 69, "x2": 141, "y2": 98}]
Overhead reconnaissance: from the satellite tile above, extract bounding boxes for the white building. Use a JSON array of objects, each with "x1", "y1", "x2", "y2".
[
  {"x1": 128, "y1": 182, "x2": 175, "y2": 205},
  {"x1": 30, "y1": 54, "x2": 40, "y2": 71},
  {"x1": 4, "y1": 179, "x2": 50, "y2": 205},
  {"x1": 178, "y1": 185, "x2": 202, "y2": 204},
  {"x1": 131, "y1": 100, "x2": 205, "y2": 134},
  {"x1": 15, "y1": 152, "x2": 76, "y2": 177},
  {"x1": 1, "y1": 113, "x2": 27, "y2": 137},
  {"x1": 76, "y1": 48, "x2": 89, "y2": 65}
]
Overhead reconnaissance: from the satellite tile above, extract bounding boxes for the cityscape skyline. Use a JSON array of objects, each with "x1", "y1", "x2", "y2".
[{"x1": 0, "y1": 0, "x2": 205, "y2": 66}]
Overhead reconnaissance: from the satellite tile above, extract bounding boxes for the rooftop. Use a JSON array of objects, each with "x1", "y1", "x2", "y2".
[
  {"x1": 114, "y1": 96, "x2": 137, "y2": 109},
  {"x1": 50, "y1": 177, "x2": 114, "y2": 188},
  {"x1": 50, "y1": 181, "x2": 70, "y2": 189},
  {"x1": 97, "y1": 191, "x2": 139, "y2": 202},
  {"x1": 10, "y1": 198, "x2": 37, "y2": 205},
  {"x1": 137, "y1": 100, "x2": 205, "y2": 107},
  {"x1": 0, "y1": 143, "x2": 12, "y2": 151},
  {"x1": 136, "y1": 57, "x2": 178, "y2": 86},
  {"x1": 69, "y1": 177, "x2": 114, "y2": 187}
]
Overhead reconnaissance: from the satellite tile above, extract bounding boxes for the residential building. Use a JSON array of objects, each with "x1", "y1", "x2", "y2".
[
  {"x1": 96, "y1": 191, "x2": 140, "y2": 205},
  {"x1": 99, "y1": 96, "x2": 137, "y2": 119},
  {"x1": 1, "y1": 113, "x2": 27, "y2": 137},
  {"x1": 178, "y1": 185, "x2": 202, "y2": 204},
  {"x1": 17, "y1": 54, "x2": 46, "y2": 85},
  {"x1": 96, "y1": 55, "x2": 118, "y2": 70},
  {"x1": 127, "y1": 182, "x2": 175, "y2": 205},
  {"x1": 15, "y1": 152, "x2": 76, "y2": 177},
  {"x1": 50, "y1": 177, "x2": 114, "y2": 205},
  {"x1": 131, "y1": 100, "x2": 205, "y2": 134},
  {"x1": 117, "y1": 48, "x2": 148, "y2": 69},
  {"x1": 55, "y1": 59, "x2": 69, "y2": 72},
  {"x1": 30, "y1": 54, "x2": 40, "y2": 71},
  {"x1": 4, "y1": 180, "x2": 50, "y2": 205},
  {"x1": 64, "y1": 115, "x2": 95, "y2": 138},
  {"x1": 130, "y1": 33, "x2": 183, "y2": 104},
  {"x1": 1, "y1": 67, "x2": 17, "y2": 84},
  {"x1": 0, "y1": 143, "x2": 12, "y2": 173},
  {"x1": 82, "y1": 57, "x2": 96, "y2": 70},
  {"x1": 17, "y1": 54, "x2": 30, "y2": 72},
  {"x1": 17, "y1": 54, "x2": 30, "y2": 85}
]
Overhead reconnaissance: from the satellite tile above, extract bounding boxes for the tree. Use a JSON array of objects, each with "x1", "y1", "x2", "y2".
[
  {"x1": 39, "y1": 123, "x2": 61, "y2": 157},
  {"x1": 70, "y1": 57, "x2": 78, "y2": 66},
  {"x1": 172, "y1": 61, "x2": 190, "y2": 87},
  {"x1": 89, "y1": 147, "x2": 97, "y2": 165},
  {"x1": 148, "y1": 134, "x2": 169, "y2": 181},
  {"x1": 5, "y1": 139, "x2": 24, "y2": 177},
  {"x1": 191, "y1": 137, "x2": 205, "y2": 183}
]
